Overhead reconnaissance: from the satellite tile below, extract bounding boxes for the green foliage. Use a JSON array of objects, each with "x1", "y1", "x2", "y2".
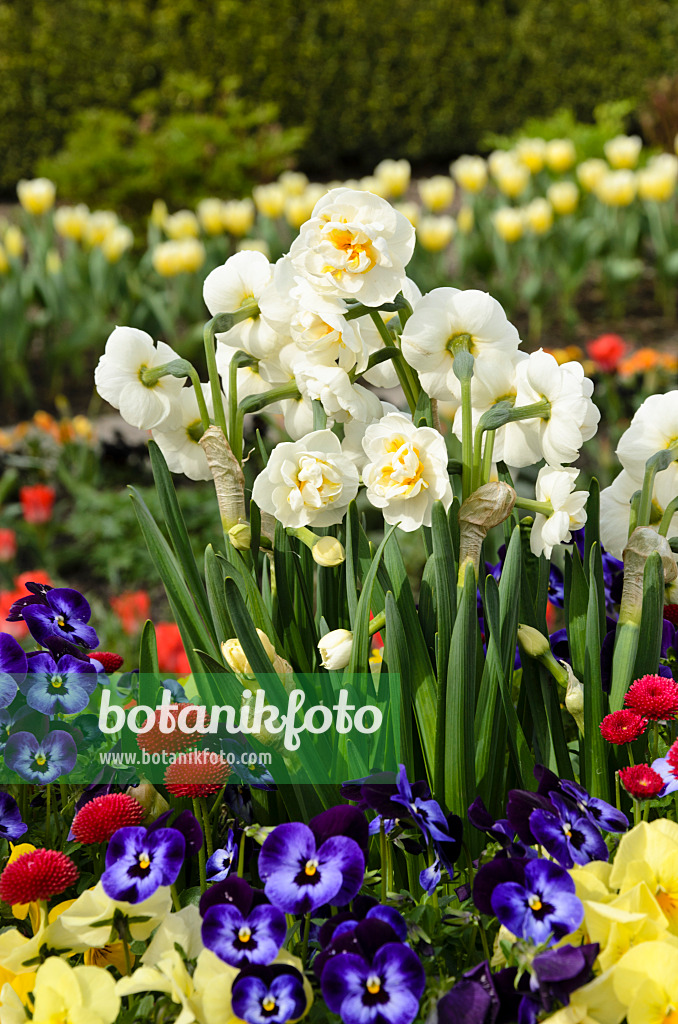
[
  {"x1": 482, "y1": 101, "x2": 637, "y2": 160},
  {"x1": 2, "y1": 0, "x2": 678, "y2": 189},
  {"x1": 38, "y1": 76, "x2": 305, "y2": 215}
]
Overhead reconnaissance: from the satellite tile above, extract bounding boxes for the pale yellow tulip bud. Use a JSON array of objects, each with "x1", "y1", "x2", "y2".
[
  {"x1": 517, "y1": 624, "x2": 551, "y2": 659},
  {"x1": 457, "y1": 205, "x2": 474, "y2": 234},
  {"x1": 394, "y1": 201, "x2": 419, "y2": 228},
  {"x1": 524, "y1": 198, "x2": 553, "y2": 235},
  {"x1": 451, "y1": 155, "x2": 488, "y2": 193},
  {"x1": 221, "y1": 199, "x2": 255, "y2": 237},
  {"x1": 418, "y1": 175, "x2": 455, "y2": 212},
  {"x1": 0, "y1": 245, "x2": 9, "y2": 275},
  {"x1": 150, "y1": 199, "x2": 168, "y2": 229},
  {"x1": 45, "y1": 249, "x2": 62, "y2": 275},
  {"x1": 4, "y1": 226, "x2": 25, "y2": 259},
  {"x1": 545, "y1": 139, "x2": 576, "y2": 173},
  {"x1": 492, "y1": 207, "x2": 524, "y2": 243},
  {"x1": 577, "y1": 159, "x2": 608, "y2": 192},
  {"x1": 418, "y1": 215, "x2": 456, "y2": 252},
  {"x1": 165, "y1": 209, "x2": 199, "y2": 240},
  {"x1": 515, "y1": 138, "x2": 547, "y2": 174},
  {"x1": 197, "y1": 198, "x2": 225, "y2": 235},
  {"x1": 374, "y1": 159, "x2": 411, "y2": 199},
  {"x1": 604, "y1": 134, "x2": 642, "y2": 170},
  {"x1": 17, "y1": 177, "x2": 56, "y2": 215},
  {"x1": 278, "y1": 170, "x2": 309, "y2": 197},
  {"x1": 547, "y1": 181, "x2": 579, "y2": 216},
  {"x1": 54, "y1": 204, "x2": 90, "y2": 241},
  {"x1": 253, "y1": 183, "x2": 286, "y2": 219},
  {"x1": 222, "y1": 628, "x2": 277, "y2": 675}
]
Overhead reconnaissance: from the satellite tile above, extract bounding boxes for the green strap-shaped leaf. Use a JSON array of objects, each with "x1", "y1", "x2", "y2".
[
  {"x1": 583, "y1": 555, "x2": 609, "y2": 800},
  {"x1": 431, "y1": 501, "x2": 457, "y2": 798},
  {"x1": 347, "y1": 526, "x2": 398, "y2": 676},
  {"x1": 204, "y1": 545, "x2": 234, "y2": 644},
  {"x1": 633, "y1": 550, "x2": 665, "y2": 680},
  {"x1": 445, "y1": 563, "x2": 477, "y2": 819},
  {"x1": 147, "y1": 440, "x2": 214, "y2": 632},
  {"x1": 384, "y1": 591, "x2": 413, "y2": 769}
]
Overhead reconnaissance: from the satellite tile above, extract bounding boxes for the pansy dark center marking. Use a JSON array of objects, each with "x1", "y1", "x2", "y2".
[
  {"x1": 305, "y1": 858, "x2": 318, "y2": 877},
  {"x1": 366, "y1": 975, "x2": 381, "y2": 995},
  {"x1": 237, "y1": 925, "x2": 252, "y2": 943}
]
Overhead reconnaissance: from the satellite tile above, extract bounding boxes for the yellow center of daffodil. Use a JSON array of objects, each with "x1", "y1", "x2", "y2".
[
  {"x1": 366, "y1": 975, "x2": 381, "y2": 995},
  {"x1": 377, "y1": 442, "x2": 427, "y2": 496},
  {"x1": 304, "y1": 859, "x2": 318, "y2": 877},
  {"x1": 238, "y1": 926, "x2": 252, "y2": 943},
  {"x1": 138, "y1": 853, "x2": 151, "y2": 870},
  {"x1": 262, "y1": 996, "x2": 276, "y2": 1012}
]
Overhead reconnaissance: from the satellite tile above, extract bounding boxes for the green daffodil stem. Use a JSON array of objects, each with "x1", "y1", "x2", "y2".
[
  {"x1": 380, "y1": 820, "x2": 388, "y2": 904},
  {"x1": 637, "y1": 445, "x2": 678, "y2": 528},
  {"x1": 193, "y1": 798, "x2": 207, "y2": 891},
  {"x1": 301, "y1": 912, "x2": 312, "y2": 967},
  {"x1": 228, "y1": 356, "x2": 240, "y2": 456},
  {"x1": 45, "y1": 785, "x2": 51, "y2": 848},
  {"x1": 203, "y1": 318, "x2": 229, "y2": 439},
  {"x1": 170, "y1": 884, "x2": 182, "y2": 913},
  {"x1": 514, "y1": 498, "x2": 554, "y2": 518},
  {"x1": 480, "y1": 429, "x2": 496, "y2": 487},
  {"x1": 460, "y1": 375, "x2": 473, "y2": 500},
  {"x1": 237, "y1": 834, "x2": 246, "y2": 878},
  {"x1": 199, "y1": 797, "x2": 214, "y2": 859},
  {"x1": 659, "y1": 496, "x2": 678, "y2": 536},
  {"x1": 368, "y1": 311, "x2": 418, "y2": 412}
]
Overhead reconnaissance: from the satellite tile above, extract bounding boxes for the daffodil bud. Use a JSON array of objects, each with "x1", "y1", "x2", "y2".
[
  {"x1": 229, "y1": 523, "x2": 252, "y2": 551},
  {"x1": 221, "y1": 628, "x2": 277, "y2": 676},
  {"x1": 621, "y1": 528, "x2": 677, "y2": 625},
  {"x1": 318, "y1": 629, "x2": 354, "y2": 671},
  {"x1": 563, "y1": 663, "x2": 585, "y2": 735},
  {"x1": 199, "y1": 425, "x2": 247, "y2": 532},
  {"x1": 517, "y1": 624, "x2": 551, "y2": 660},
  {"x1": 125, "y1": 783, "x2": 169, "y2": 822},
  {"x1": 312, "y1": 536, "x2": 346, "y2": 567},
  {"x1": 458, "y1": 482, "x2": 517, "y2": 581}
]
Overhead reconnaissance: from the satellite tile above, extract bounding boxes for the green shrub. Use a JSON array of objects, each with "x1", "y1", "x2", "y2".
[
  {"x1": 2, "y1": 0, "x2": 678, "y2": 192},
  {"x1": 38, "y1": 76, "x2": 304, "y2": 215}
]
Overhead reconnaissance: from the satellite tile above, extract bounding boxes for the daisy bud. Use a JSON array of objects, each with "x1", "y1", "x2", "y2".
[
  {"x1": 312, "y1": 536, "x2": 346, "y2": 567},
  {"x1": 318, "y1": 629, "x2": 354, "y2": 671}
]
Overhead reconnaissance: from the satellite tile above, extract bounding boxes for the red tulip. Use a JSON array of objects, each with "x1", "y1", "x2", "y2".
[{"x1": 19, "y1": 484, "x2": 56, "y2": 524}]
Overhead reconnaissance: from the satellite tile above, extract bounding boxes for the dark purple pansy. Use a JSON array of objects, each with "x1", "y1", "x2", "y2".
[
  {"x1": 559, "y1": 780, "x2": 628, "y2": 834},
  {"x1": 101, "y1": 826, "x2": 185, "y2": 903},
  {"x1": 530, "y1": 943, "x2": 599, "y2": 1013},
  {"x1": 19, "y1": 653, "x2": 97, "y2": 715},
  {"x1": 21, "y1": 588, "x2": 99, "y2": 650},
  {"x1": 0, "y1": 791, "x2": 27, "y2": 841},
  {"x1": 529, "y1": 792, "x2": 609, "y2": 869},
  {"x1": 310, "y1": 804, "x2": 369, "y2": 858},
  {"x1": 314, "y1": 907, "x2": 407, "y2": 981},
  {"x1": 149, "y1": 808, "x2": 203, "y2": 856},
  {"x1": 435, "y1": 962, "x2": 500, "y2": 1024},
  {"x1": 207, "y1": 829, "x2": 238, "y2": 882},
  {"x1": 202, "y1": 890, "x2": 286, "y2": 967},
  {"x1": 5, "y1": 729, "x2": 77, "y2": 783},
  {"x1": 505, "y1": 789, "x2": 553, "y2": 845},
  {"x1": 258, "y1": 821, "x2": 365, "y2": 914},
  {"x1": 322, "y1": 942, "x2": 425, "y2": 1024},
  {"x1": 473, "y1": 856, "x2": 533, "y2": 916},
  {"x1": 231, "y1": 964, "x2": 306, "y2": 1024},
  {"x1": 420, "y1": 857, "x2": 442, "y2": 895},
  {"x1": 0, "y1": 633, "x2": 28, "y2": 708},
  {"x1": 547, "y1": 563, "x2": 565, "y2": 608},
  {"x1": 5, "y1": 580, "x2": 53, "y2": 622},
  {"x1": 391, "y1": 764, "x2": 453, "y2": 844},
  {"x1": 341, "y1": 771, "x2": 430, "y2": 820},
  {"x1": 491, "y1": 858, "x2": 583, "y2": 945},
  {"x1": 467, "y1": 797, "x2": 514, "y2": 846}
]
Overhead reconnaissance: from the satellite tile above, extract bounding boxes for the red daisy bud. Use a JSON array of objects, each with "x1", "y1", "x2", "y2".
[
  {"x1": 0, "y1": 849, "x2": 79, "y2": 905},
  {"x1": 71, "y1": 793, "x2": 144, "y2": 844},
  {"x1": 624, "y1": 674, "x2": 678, "y2": 721},
  {"x1": 600, "y1": 709, "x2": 648, "y2": 745},
  {"x1": 88, "y1": 651, "x2": 124, "y2": 673},
  {"x1": 664, "y1": 604, "x2": 678, "y2": 629},
  {"x1": 619, "y1": 764, "x2": 665, "y2": 800},
  {"x1": 137, "y1": 702, "x2": 209, "y2": 756},
  {"x1": 164, "y1": 750, "x2": 231, "y2": 798},
  {"x1": 667, "y1": 740, "x2": 678, "y2": 771}
]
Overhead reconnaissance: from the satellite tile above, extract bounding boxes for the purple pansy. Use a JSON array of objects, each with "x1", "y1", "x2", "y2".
[
  {"x1": 102, "y1": 826, "x2": 185, "y2": 903},
  {"x1": 21, "y1": 588, "x2": 99, "y2": 650},
  {"x1": 436, "y1": 962, "x2": 500, "y2": 1024},
  {"x1": 202, "y1": 880, "x2": 286, "y2": 967},
  {"x1": 314, "y1": 905, "x2": 408, "y2": 981},
  {"x1": 528, "y1": 943, "x2": 599, "y2": 1017},
  {"x1": 529, "y1": 792, "x2": 609, "y2": 868},
  {"x1": 491, "y1": 858, "x2": 583, "y2": 945},
  {"x1": 258, "y1": 821, "x2": 365, "y2": 914},
  {"x1": 559, "y1": 780, "x2": 628, "y2": 833},
  {"x1": 341, "y1": 771, "x2": 430, "y2": 820},
  {"x1": 231, "y1": 964, "x2": 306, "y2": 1024},
  {"x1": 391, "y1": 765, "x2": 453, "y2": 844},
  {"x1": 0, "y1": 791, "x2": 28, "y2": 841},
  {"x1": 149, "y1": 808, "x2": 203, "y2": 856},
  {"x1": 322, "y1": 942, "x2": 425, "y2": 1024},
  {"x1": 651, "y1": 756, "x2": 678, "y2": 796},
  {"x1": 19, "y1": 653, "x2": 98, "y2": 715},
  {"x1": 309, "y1": 804, "x2": 369, "y2": 858},
  {"x1": 5, "y1": 580, "x2": 53, "y2": 622},
  {"x1": 207, "y1": 830, "x2": 238, "y2": 882},
  {"x1": 0, "y1": 633, "x2": 28, "y2": 708},
  {"x1": 4, "y1": 729, "x2": 77, "y2": 783}
]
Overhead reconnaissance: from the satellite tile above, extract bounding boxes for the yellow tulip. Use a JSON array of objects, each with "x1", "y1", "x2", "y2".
[
  {"x1": 197, "y1": 198, "x2": 226, "y2": 235},
  {"x1": 417, "y1": 214, "x2": 456, "y2": 252},
  {"x1": 4, "y1": 226, "x2": 25, "y2": 259},
  {"x1": 221, "y1": 198, "x2": 255, "y2": 237},
  {"x1": 16, "y1": 178, "x2": 56, "y2": 215},
  {"x1": 0, "y1": 244, "x2": 9, "y2": 274},
  {"x1": 373, "y1": 158, "x2": 411, "y2": 199},
  {"x1": 457, "y1": 205, "x2": 474, "y2": 234},
  {"x1": 495, "y1": 159, "x2": 531, "y2": 198},
  {"x1": 545, "y1": 138, "x2": 577, "y2": 173},
  {"x1": 515, "y1": 137, "x2": 547, "y2": 173},
  {"x1": 150, "y1": 198, "x2": 168, "y2": 229},
  {"x1": 451, "y1": 155, "x2": 488, "y2": 193},
  {"x1": 418, "y1": 175, "x2": 455, "y2": 212},
  {"x1": 84, "y1": 211, "x2": 118, "y2": 247},
  {"x1": 594, "y1": 170, "x2": 636, "y2": 207},
  {"x1": 547, "y1": 181, "x2": 579, "y2": 216},
  {"x1": 492, "y1": 207, "x2": 524, "y2": 243},
  {"x1": 278, "y1": 170, "x2": 309, "y2": 197},
  {"x1": 165, "y1": 209, "x2": 199, "y2": 239},
  {"x1": 100, "y1": 225, "x2": 134, "y2": 263},
  {"x1": 253, "y1": 183, "x2": 286, "y2": 219},
  {"x1": 54, "y1": 204, "x2": 90, "y2": 241},
  {"x1": 524, "y1": 197, "x2": 553, "y2": 234},
  {"x1": 577, "y1": 158, "x2": 609, "y2": 192},
  {"x1": 394, "y1": 201, "x2": 419, "y2": 228},
  {"x1": 604, "y1": 134, "x2": 643, "y2": 170},
  {"x1": 237, "y1": 238, "x2": 270, "y2": 258}
]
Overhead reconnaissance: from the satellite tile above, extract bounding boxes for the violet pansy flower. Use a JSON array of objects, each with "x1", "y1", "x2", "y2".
[
  {"x1": 529, "y1": 792, "x2": 609, "y2": 868},
  {"x1": 258, "y1": 821, "x2": 364, "y2": 914},
  {"x1": 206, "y1": 830, "x2": 238, "y2": 882},
  {"x1": 391, "y1": 764, "x2": 453, "y2": 844},
  {"x1": 559, "y1": 779, "x2": 628, "y2": 833},
  {"x1": 21, "y1": 588, "x2": 99, "y2": 649},
  {"x1": 19, "y1": 653, "x2": 97, "y2": 715},
  {"x1": 0, "y1": 792, "x2": 28, "y2": 841},
  {"x1": 490, "y1": 858, "x2": 583, "y2": 945},
  {"x1": 5, "y1": 729, "x2": 77, "y2": 783},
  {"x1": 202, "y1": 879, "x2": 286, "y2": 967},
  {"x1": 435, "y1": 962, "x2": 500, "y2": 1024},
  {"x1": 101, "y1": 826, "x2": 185, "y2": 903},
  {"x1": 0, "y1": 633, "x2": 28, "y2": 708},
  {"x1": 321, "y1": 942, "x2": 425, "y2": 1024},
  {"x1": 231, "y1": 964, "x2": 306, "y2": 1024}
]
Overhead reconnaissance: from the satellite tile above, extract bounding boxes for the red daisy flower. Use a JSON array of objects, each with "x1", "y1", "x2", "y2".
[
  {"x1": 88, "y1": 651, "x2": 124, "y2": 673},
  {"x1": 619, "y1": 764, "x2": 665, "y2": 800},
  {"x1": 664, "y1": 605, "x2": 678, "y2": 629},
  {"x1": 137, "y1": 703, "x2": 209, "y2": 756},
  {"x1": 71, "y1": 793, "x2": 144, "y2": 845},
  {"x1": 600, "y1": 709, "x2": 648, "y2": 745},
  {"x1": 0, "y1": 849, "x2": 79, "y2": 905},
  {"x1": 667, "y1": 740, "x2": 678, "y2": 771},
  {"x1": 164, "y1": 750, "x2": 230, "y2": 798},
  {"x1": 624, "y1": 674, "x2": 678, "y2": 721}
]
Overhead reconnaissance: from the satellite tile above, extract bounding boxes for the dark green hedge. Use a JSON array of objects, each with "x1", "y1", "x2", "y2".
[{"x1": 2, "y1": 0, "x2": 678, "y2": 189}]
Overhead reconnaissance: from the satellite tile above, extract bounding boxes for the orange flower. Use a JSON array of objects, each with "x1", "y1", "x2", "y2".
[
  {"x1": 19, "y1": 484, "x2": 56, "y2": 524},
  {"x1": 110, "y1": 590, "x2": 151, "y2": 634},
  {"x1": 155, "y1": 621, "x2": 191, "y2": 674},
  {"x1": 618, "y1": 347, "x2": 678, "y2": 378}
]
